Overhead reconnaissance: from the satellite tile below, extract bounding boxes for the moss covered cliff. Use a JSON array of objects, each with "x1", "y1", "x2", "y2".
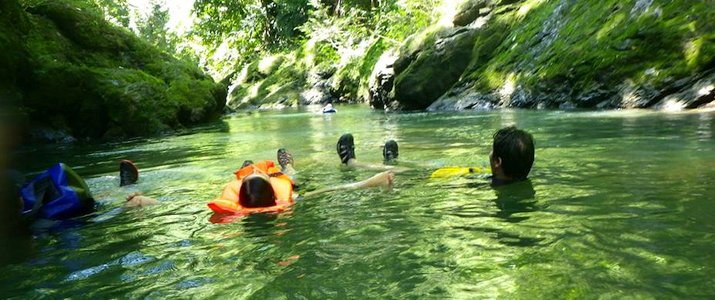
[
  {"x1": 378, "y1": 0, "x2": 715, "y2": 111},
  {"x1": 0, "y1": 0, "x2": 226, "y2": 142},
  {"x1": 229, "y1": 0, "x2": 715, "y2": 112}
]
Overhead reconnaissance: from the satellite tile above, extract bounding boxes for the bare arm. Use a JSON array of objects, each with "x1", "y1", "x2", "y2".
[{"x1": 303, "y1": 171, "x2": 395, "y2": 197}]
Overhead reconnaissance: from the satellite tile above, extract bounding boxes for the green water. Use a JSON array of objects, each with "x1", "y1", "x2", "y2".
[{"x1": 2, "y1": 107, "x2": 715, "y2": 298}]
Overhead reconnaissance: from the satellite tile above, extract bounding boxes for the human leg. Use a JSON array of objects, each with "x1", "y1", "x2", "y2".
[
  {"x1": 119, "y1": 161, "x2": 159, "y2": 207},
  {"x1": 277, "y1": 148, "x2": 296, "y2": 176},
  {"x1": 125, "y1": 192, "x2": 158, "y2": 207},
  {"x1": 119, "y1": 160, "x2": 138, "y2": 186},
  {"x1": 336, "y1": 133, "x2": 403, "y2": 171},
  {"x1": 383, "y1": 140, "x2": 399, "y2": 163}
]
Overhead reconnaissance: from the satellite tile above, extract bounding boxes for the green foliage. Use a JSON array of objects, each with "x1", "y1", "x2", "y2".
[
  {"x1": 461, "y1": 0, "x2": 715, "y2": 103},
  {"x1": 14, "y1": 0, "x2": 225, "y2": 139},
  {"x1": 136, "y1": 2, "x2": 177, "y2": 53},
  {"x1": 192, "y1": 0, "x2": 311, "y2": 55},
  {"x1": 0, "y1": 0, "x2": 31, "y2": 93},
  {"x1": 228, "y1": 52, "x2": 308, "y2": 108},
  {"x1": 289, "y1": 0, "x2": 441, "y2": 101},
  {"x1": 92, "y1": 0, "x2": 130, "y2": 27},
  {"x1": 187, "y1": 0, "x2": 441, "y2": 85}
]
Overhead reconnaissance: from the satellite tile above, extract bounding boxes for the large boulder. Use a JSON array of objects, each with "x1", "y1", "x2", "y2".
[
  {"x1": 0, "y1": 0, "x2": 30, "y2": 106},
  {"x1": 6, "y1": 0, "x2": 226, "y2": 141},
  {"x1": 391, "y1": 28, "x2": 478, "y2": 110},
  {"x1": 654, "y1": 72, "x2": 715, "y2": 110},
  {"x1": 367, "y1": 50, "x2": 398, "y2": 110},
  {"x1": 453, "y1": 0, "x2": 489, "y2": 27},
  {"x1": 421, "y1": 0, "x2": 715, "y2": 111}
]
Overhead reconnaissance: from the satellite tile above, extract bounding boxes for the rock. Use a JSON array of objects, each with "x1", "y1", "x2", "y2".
[
  {"x1": 26, "y1": 2, "x2": 133, "y2": 52},
  {"x1": 4, "y1": 0, "x2": 225, "y2": 141},
  {"x1": 559, "y1": 101, "x2": 576, "y2": 110},
  {"x1": 575, "y1": 84, "x2": 614, "y2": 107},
  {"x1": 315, "y1": 66, "x2": 336, "y2": 79},
  {"x1": 428, "y1": 88, "x2": 498, "y2": 111},
  {"x1": 453, "y1": 0, "x2": 489, "y2": 27},
  {"x1": 368, "y1": 51, "x2": 398, "y2": 109},
  {"x1": 28, "y1": 127, "x2": 76, "y2": 144},
  {"x1": 393, "y1": 28, "x2": 478, "y2": 110},
  {"x1": 0, "y1": 0, "x2": 31, "y2": 98},
  {"x1": 496, "y1": 0, "x2": 524, "y2": 5},
  {"x1": 611, "y1": 80, "x2": 664, "y2": 108},
  {"x1": 508, "y1": 85, "x2": 535, "y2": 108},
  {"x1": 300, "y1": 71, "x2": 335, "y2": 105},
  {"x1": 654, "y1": 72, "x2": 715, "y2": 110}
]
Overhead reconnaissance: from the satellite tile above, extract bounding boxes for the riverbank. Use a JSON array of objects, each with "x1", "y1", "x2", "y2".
[{"x1": 229, "y1": 0, "x2": 715, "y2": 112}]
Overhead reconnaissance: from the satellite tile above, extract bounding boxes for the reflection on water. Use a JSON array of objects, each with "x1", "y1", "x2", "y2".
[{"x1": 2, "y1": 107, "x2": 714, "y2": 298}]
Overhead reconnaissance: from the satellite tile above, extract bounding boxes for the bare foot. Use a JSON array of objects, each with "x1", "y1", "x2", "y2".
[
  {"x1": 125, "y1": 193, "x2": 158, "y2": 207},
  {"x1": 357, "y1": 171, "x2": 395, "y2": 189},
  {"x1": 126, "y1": 192, "x2": 141, "y2": 201}
]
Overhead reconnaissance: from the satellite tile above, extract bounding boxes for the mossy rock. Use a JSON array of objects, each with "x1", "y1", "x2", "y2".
[
  {"x1": 453, "y1": 0, "x2": 489, "y2": 26},
  {"x1": 227, "y1": 52, "x2": 309, "y2": 110},
  {"x1": 416, "y1": 0, "x2": 715, "y2": 110},
  {"x1": 393, "y1": 28, "x2": 478, "y2": 110},
  {"x1": 25, "y1": 1, "x2": 133, "y2": 52},
  {"x1": 0, "y1": 0, "x2": 31, "y2": 95},
  {"x1": 10, "y1": 0, "x2": 226, "y2": 141}
]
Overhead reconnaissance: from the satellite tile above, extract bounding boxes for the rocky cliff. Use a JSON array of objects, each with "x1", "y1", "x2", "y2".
[{"x1": 371, "y1": 0, "x2": 715, "y2": 111}]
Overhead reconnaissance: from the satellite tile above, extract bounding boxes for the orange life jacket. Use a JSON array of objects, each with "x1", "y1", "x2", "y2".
[{"x1": 207, "y1": 160, "x2": 294, "y2": 216}]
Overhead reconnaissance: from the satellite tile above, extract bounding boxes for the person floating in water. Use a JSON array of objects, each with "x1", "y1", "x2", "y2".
[
  {"x1": 207, "y1": 148, "x2": 394, "y2": 219},
  {"x1": 430, "y1": 126, "x2": 534, "y2": 187},
  {"x1": 487, "y1": 126, "x2": 535, "y2": 187},
  {"x1": 338, "y1": 126, "x2": 534, "y2": 187},
  {"x1": 322, "y1": 102, "x2": 337, "y2": 114},
  {"x1": 119, "y1": 160, "x2": 157, "y2": 207},
  {"x1": 16, "y1": 159, "x2": 157, "y2": 222}
]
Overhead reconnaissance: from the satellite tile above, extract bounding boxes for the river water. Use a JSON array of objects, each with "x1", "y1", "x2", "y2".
[{"x1": 2, "y1": 106, "x2": 714, "y2": 298}]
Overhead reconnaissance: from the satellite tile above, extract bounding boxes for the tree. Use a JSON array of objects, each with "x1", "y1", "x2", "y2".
[
  {"x1": 136, "y1": 2, "x2": 176, "y2": 52},
  {"x1": 192, "y1": 0, "x2": 310, "y2": 50},
  {"x1": 93, "y1": 0, "x2": 131, "y2": 27}
]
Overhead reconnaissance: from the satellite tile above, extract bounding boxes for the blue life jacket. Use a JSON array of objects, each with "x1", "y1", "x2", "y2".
[{"x1": 20, "y1": 163, "x2": 95, "y2": 220}]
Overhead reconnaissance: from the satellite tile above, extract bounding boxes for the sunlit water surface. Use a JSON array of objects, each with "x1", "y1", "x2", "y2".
[{"x1": 2, "y1": 107, "x2": 714, "y2": 298}]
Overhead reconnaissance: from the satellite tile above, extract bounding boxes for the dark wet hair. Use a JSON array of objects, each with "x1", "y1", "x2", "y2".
[
  {"x1": 492, "y1": 126, "x2": 534, "y2": 180},
  {"x1": 239, "y1": 176, "x2": 277, "y2": 208}
]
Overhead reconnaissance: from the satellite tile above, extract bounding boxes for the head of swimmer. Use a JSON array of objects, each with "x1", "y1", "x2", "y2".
[
  {"x1": 489, "y1": 126, "x2": 535, "y2": 181},
  {"x1": 239, "y1": 172, "x2": 277, "y2": 208}
]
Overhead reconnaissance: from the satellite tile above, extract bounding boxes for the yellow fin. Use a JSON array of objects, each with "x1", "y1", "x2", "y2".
[{"x1": 430, "y1": 167, "x2": 490, "y2": 178}]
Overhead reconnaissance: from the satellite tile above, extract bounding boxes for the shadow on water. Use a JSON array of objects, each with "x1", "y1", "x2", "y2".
[
  {"x1": 13, "y1": 120, "x2": 231, "y2": 176},
  {"x1": 455, "y1": 180, "x2": 544, "y2": 247},
  {"x1": 492, "y1": 180, "x2": 538, "y2": 222}
]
